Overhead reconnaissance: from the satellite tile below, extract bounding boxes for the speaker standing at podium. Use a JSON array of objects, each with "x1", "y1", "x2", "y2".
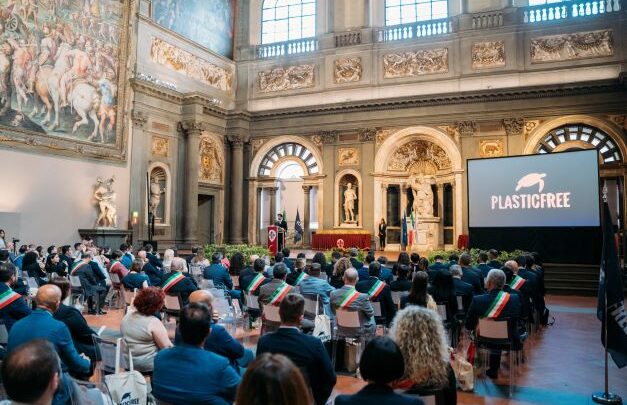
[{"x1": 276, "y1": 213, "x2": 288, "y2": 252}]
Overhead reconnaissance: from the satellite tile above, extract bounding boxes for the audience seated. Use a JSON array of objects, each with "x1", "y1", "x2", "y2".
[
  {"x1": 23, "y1": 251, "x2": 47, "y2": 285},
  {"x1": 256, "y1": 293, "x2": 336, "y2": 405},
  {"x1": 258, "y1": 263, "x2": 293, "y2": 309},
  {"x1": 144, "y1": 244, "x2": 163, "y2": 270},
  {"x1": 286, "y1": 258, "x2": 307, "y2": 286},
  {"x1": 327, "y1": 251, "x2": 342, "y2": 279},
  {"x1": 240, "y1": 258, "x2": 271, "y2": 318},
  {"x1": 465, "y1": 269, "x2": 521, "y2": 379},
  {"x1": 162, "y1": 249, "x2": 175, "y2": 272},
  {"x1": 299, "y1": 263, "x2": 335, "y2": 316},
  {"x1": 410, "y1": 253, "x2": 421, "y2": 274},
  {"x1": 0, "y1": 262, "x2": 31, "y2": 332},
  {"x1": 391, "y1": 306, "x2": 457, "y2": 405},
  {"x1": 203, "y1": 253, "x2": 234, "y2": 291},
  {"x1": 138, "y1": 250, "x2": 163, "y2": 287},
  {"x1": 119, "y1": 243, "x2": 134, "y2": 269},
  {"x1": 49, "y1": 278, "x2": 99, "y2": 363},
  {"x1": 45, "y1": 253, "x2": 68, "y2": 277},
  {"x1": 7, "y1": 285, "x2": 91, "y2": 379},
  {"x1": 487, "y1": 249, "x2": 502, "y2": 269},
  {"x1": 377, "y1": 256, "x2": 394, "y2": 284},
  {"x1": 71, "y1": 253, "x2": 107, "y2": 315},
  {"x1": 428, "y1": 255, "x2": 448, "y2": 280},
  {"x1": 459, "y1": 253, "x2": 483, "y2": 295},
  {"x1": 153, "y1": 303, "x2": 240, "y2": 404},
  {"x1": 282, "y1": 248, "x2": 294, "y2": 272},
  {"x1": 59, "y1": 245, "x2": 75, "y2": 270},
  {"x1": 190, "y1": 246, "x2": 210, "y2": 267},
  {"x1": 335, "y1": 336, "x2": 424, "y2": 405},
  {"x1": 450, "y1": 265, "x2": 473, "y2": 313},
  {"x1": 312, "y1": 252, "x2": 331, "y2": 279},
  {"x1": 330, "y1": 268, "x2": 375, "y2": 336},
  {"x1": 349, "y1": 248, "x2": 363, "y2": 271},
  {"x1": 503, "y1": 260, "x2": 534, "y2": 320},
  {"x1": 429, "y1": 269, "x2": 457, "y2": 321},
  {"x1": 120, "y1": 287, "x2": 172, "y2": 373},
  {"x1": 390, "y1": 264, "x2": 412, "y2": 292},
  {"x1": 122, "y1": 259, "x2": 150, "y2": 290},
  {"x1": 236, "y1": 353, "x2": 312, "y2": 405},
  {"x1": 356, "y1": 261, "x2": 397, "y2": 326},
  {"x1": 401, "y1": 272, "x2": 437, "y2": 311},
  {"x1": 12, "y1": 245, "x2": 27, "y2": 270},
  {"x1": 107, "y1": 250, "x2": 129, "y2": 286},
  {"x1": 160, "y1": 257, "x2": 198, "y2": 305},
  {"x1": 475, "y1": 252, "x2": 492, "y2": 279}
]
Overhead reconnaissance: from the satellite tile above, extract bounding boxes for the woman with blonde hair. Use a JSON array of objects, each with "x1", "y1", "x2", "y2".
[
  {"x1": 391, "y1": 306, "x2": 457, "y2": 405},
  {"x1": 330, "y1": 257, "x2": 352, "y2": 288},
  {"x1": 162, "y1": 249, "x2": 175, "y2": 271}
]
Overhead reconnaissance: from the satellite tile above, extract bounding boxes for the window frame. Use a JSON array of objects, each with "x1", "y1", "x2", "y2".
[
  {"x1": 261, "y1": 0, "x2": 317, "y2": 45},
  {"x1": 384, "y1": 0, "x2": 449, "y2": 27}
]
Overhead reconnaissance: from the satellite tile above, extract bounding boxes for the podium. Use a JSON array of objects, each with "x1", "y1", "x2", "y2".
[{"x1": 268, "y1": 225, "x2": 278, "y2": 255}]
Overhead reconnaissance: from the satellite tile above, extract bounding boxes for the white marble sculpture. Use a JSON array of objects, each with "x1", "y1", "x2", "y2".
[
  {"x1": 148, "y1": 176, "x2": 165, "y2": 217},
  {"x1": 343, "y1": 182, "x2": 358, "y2": 223},
  {"x1": 410, "y1": 175, "x2": 434, "y2": 218},
  {"x1": 94, "y1": 176, "x2": 118, "y2": 228}
]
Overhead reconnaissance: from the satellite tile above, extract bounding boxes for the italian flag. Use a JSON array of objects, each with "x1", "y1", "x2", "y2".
[
  {"x1": 483, "y1": 290, "x2": 511, "y2": 319},
  {"x1": 408, "y1": 212, "x2": 415, "y2": 246},
  {"x1": 246, "y1": 273, "x2": 266, "y2": 294},
  {"x1": 509, "y1": 275, "x2": 526, "y2": 290},
  {"x1": 294, "y1": 272, "x2": 309, "y2": 285},
  {"x1": 0, "y1": 288, "x2": 21, "y2": 310},
  {"x1": 268, "y1": 282, "x2": 292, "y2": 306},
  {"x1": 368, "y1": 279, "x2": 385, "y2": 300},
  {"x1": 339, "y1": 288, "x2": 361, "y2": 309},
  {"x1": 162, "y1": 272, "x2": 185, "y2": 293}
]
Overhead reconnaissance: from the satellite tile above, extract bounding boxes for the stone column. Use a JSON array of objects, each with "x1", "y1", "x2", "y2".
[
  {"x1": 302, "y1": 186, "x2": 312, "y2": 246},
  {"x1": 400, "y1": 184, "x2": 408, "y2": 218},
  {"x1": 436, "y1": 183, "x2": 445, "y2": 246},
  {"x1": 229, "y1": 136, "x2": 245, "y2": 244},
  {"x1": 381, "y1": 183, "x2": 388, "y2": 222},
  {"x1": 181, "y1": 122, "x2": 201, "y2": 243},
  {"x1": 267, "y1": 186, "x2": 278, "y2": 225}
]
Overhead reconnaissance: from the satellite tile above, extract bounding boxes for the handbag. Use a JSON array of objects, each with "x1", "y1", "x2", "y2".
[
  {"x1": 312, "y1": 296, "x2": 331, "y2": 343},
  {"x1": 104, "y1": 338, "x2": 149, "y2": 405}
]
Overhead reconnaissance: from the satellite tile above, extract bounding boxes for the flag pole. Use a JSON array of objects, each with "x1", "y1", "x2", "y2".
[{"x1": 592, "y1": 183, "x2": 622, "y2": 405}]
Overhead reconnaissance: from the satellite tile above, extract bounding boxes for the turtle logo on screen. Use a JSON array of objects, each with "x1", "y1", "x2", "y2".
[{"x1": 515, "y1": 173, "x2": 547, "y2": 193}]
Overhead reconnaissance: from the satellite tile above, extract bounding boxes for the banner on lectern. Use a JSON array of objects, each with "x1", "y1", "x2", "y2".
[{"x1": 268, "y1": 225, "x2": 278, "y2": 256}]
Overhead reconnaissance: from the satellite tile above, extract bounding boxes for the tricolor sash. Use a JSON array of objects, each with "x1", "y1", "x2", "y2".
[
  {"x1": 509, "y1": 275, "x2": 526, "y2": 290},
  {"x1": 246, "y1": 273, "x2": 266, "y2": 294},
  {"x1": 110, "y1": 261, "x2": 128, "y2": 278},
  {"x1": 483, "y1": 291, "x2": 511, "y2": 319},
  {"x1": 294, "y1": 271, "x2": 309, "y2": 285},
  {"x1": 268, "y1": 282, "x2": 292, "y2": 306},
  {"x1": 71, "y1": 261, "x2": 89, "y2": 275},
  {"x1": 162, "y1": 272, "x2": 185, "y2": 293},
  {"x1": 338, "y1": 288, "x2": 361, "y2": 309},
  {"x1": 0, "y1": 288, "x2": 21, "y2": 310},
  {"x1": 367, "y1": 279, "x2": 385, "y2": 300}
]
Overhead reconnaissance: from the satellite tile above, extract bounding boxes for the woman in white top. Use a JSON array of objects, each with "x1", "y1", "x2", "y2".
[
  {"x1": 120, "y1": 287, "x2": 172, "y2": 372},
  {"x1": 162, "y1": 249, "x2": 175, "y2": 272}
]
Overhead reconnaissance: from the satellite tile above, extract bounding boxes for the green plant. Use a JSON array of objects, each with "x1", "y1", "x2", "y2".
[
  {"x1": 324, "y1": 248, "x2": 368, "y2": 263},
  {"x1": 204, "y1": 244, "x2": 272, "y2": 264},
  {"x1": 426, "y1": 248, "x2": 526, "y2": 264}
]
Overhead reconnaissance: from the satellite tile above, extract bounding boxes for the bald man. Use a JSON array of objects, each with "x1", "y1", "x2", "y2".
[
  {"x1": 330, "y1": 268, "x2": 375, "y2": 336},
  {"x1": 7, "y1": 284, "x2": 91, "y2": 378},
  {"x1": 175, "y1": 290, "x2": 253, "y2": 370}
]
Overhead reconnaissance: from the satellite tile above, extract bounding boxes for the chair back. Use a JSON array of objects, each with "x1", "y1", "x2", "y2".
[
  {"x1": 371, "y1": 301, "x2": 382, "y2": 317},
  {"x1": 263, "y1": 304, "x2": 281, "y2": 323},
  {"x1": 246, "y1": 294, "x2": 260, "y2": 310},
  {"x1": 27, "y1": 277, "x2": 39, "y2": 289},
  {"x1": 0, "y1": 323, "x2": 8, "y2": 345},
  {"x1": 437, "y1": 304, "x2": 448, "y2": 321},
  {"x1": 391, "y1": 291, "x2": 402, "y2": 306},
  {"x1": 213, "y1": 296, "x2": 232, "y2": 318},
  {"x1": 200, "y1": 279, "x2": 215, "y2": 289},
  {"x1": 232, "y1": 299, "x2": 242, "y2": 317},
  {"x1": 110, "y1": 273, "x2": 121, "y2": 284},
  {"x1": 70, "y1": 276, "x2": 82, "y2": 288},
  {"x1": 93, "y1": 336, "x2": 129, "y2": 375},
  {"x1": 122, "y1": 287, "x2": 135, "y2": 306},
  {"x1": 163, "y1": 294, "x2": 181, "y2": 311},
  {"x1": 478, "y1": 318, "x2": 509, "y2": 339},
  {"x1": 456, "y1": 295, "x2": 464, "y2": 311},
  {"x1": 303, "y1": 294, "x2": 320, "y2": 318},
  {"x1": 336, "y1": 309, "x2": 361, "y2": 329}
]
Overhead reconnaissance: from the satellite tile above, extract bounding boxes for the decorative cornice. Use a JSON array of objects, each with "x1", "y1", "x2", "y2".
[
  {"x1": 358, "y1": 128, "x2": 377, "y2": 142},
  {"x1": 228, "y1": 135, "x2": 244, "y2": 148},
  {"x1": 456, "y1": 121, "x2": 477, "y2": 136},
  {"x1": 177, "y1": 120, "x2": 205, "y2": 135},
  {"x1": 503, "y1": 118, "x2": 525, "y2": 136}
]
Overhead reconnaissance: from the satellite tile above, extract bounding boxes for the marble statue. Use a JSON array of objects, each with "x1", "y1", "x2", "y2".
[
  {"x1": 94, "y1": 176, "x2": 118, "y2": 228},
  {"x1": 410, "y1": 176, "x2": 434, "y2": 218},
  {"x1": 343, "y1": 182, "x2": 358, "y2": 223},
  {"x1": 149, "y1": 176, "x2": 165, "y2": 217}
]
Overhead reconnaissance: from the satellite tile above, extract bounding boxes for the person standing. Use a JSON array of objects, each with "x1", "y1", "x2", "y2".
[
  {"x1": 378, "y1": 219, "x2": 387, "y2": 250},
  {"x1": 276, "y1": 213, "x2": 288, "y2": 253}
]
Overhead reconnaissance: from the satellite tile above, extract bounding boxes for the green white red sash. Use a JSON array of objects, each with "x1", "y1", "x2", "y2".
[
  {"x1": 294, "y1": 271, "x2": 309, "y2": 285},
  {"x1": 338, "y1": 288, "x2": 361, "y2": 309},
  {"x1": 71, "y1": 261, "x2": 89, "y2": 275},
  {"x1": 268, "y1": 282, "x2": 292, "y2": 306},
  {"x1": 367, "y1": 279, "x2": 385, "y2": 300},
  {"x1": 483, "y1": 290, "x2": 511, "y2": 319},
  {"x1": 0, "y1": 288, "x2": 21, "y2": 310},
  {"x1": 509, "y1": 275, "x2": 526, "y2": 290},
  {"x1": 162, "y1": 272, "x2": 185, "y2": 293},
  {"x1": 246, "y1": 273, "x2": 266, "y2": 294},
  {"x1": 110, "y1": 260, "x2": 128, "y2": 278}
]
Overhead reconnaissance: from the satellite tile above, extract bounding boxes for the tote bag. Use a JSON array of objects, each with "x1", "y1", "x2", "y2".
[{"x1": 104, "y1": 338, "x2": 149, "y2": 405}]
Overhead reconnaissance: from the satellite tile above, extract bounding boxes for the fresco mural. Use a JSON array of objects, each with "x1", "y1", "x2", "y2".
[
  {"x1": 152, "y1": 0, "x2": 234, "y2": 59},
  {"x1": 0, "y1": 0, "x2": 122, "y2": 146}
]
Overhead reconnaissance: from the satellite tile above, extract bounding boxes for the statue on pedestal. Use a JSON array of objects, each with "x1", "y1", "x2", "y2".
[
  {"x1": 94, "y1": 176, "x2": 117, "y2": 228},
  {"x1": 343, "y1": 182, "x2": 358, "y2": 223},
  {"x1": 149, "y1": 176, "x2": 165, "y2": 220},
  {"x1": 410, "y1": 175, "x2": 434, "y2": 218}
]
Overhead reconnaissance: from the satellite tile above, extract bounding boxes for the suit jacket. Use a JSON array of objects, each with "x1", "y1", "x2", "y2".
[
  {"x1": 147, "y1": 252, "x2": 163, "y2": 269},
  {"x1": 174, "y1": 322, "x2": 244, "y2": 368},
  {"x1": 143, "y1": 261, "x2": 163, "y2": 287},
  {"x1": 286, "y1": 269, "x2": 307, "y2": 286},
  {"x1": 379, "y1": 266, "x2": 394, "y2": 284},
  {"x1": 350, "y1": 257, "x2": 363, "y2": 270},
  {"x1": 461, "y1": 267, "x2": 484, "y2": 295},
  {"x1": 487, "y1": 260, "x2": 503, "y2": 269},
  {"x1": 356, "y1": 276, "x2": 396, "y2": 326},
  {"x1": 330, "y1": 285, "x2": 374, "y2": 335},
  {"x1": 390, "y1": 278, "x2": 411, "y2": 292},
  {"x1": 378, "y1": 223, "x2": 387, "y2": 237},
  {"x1": 73, "y1": 262, "x2": 106, "y2": 297},
  {"x1": 239, "y1": 271, "x2": 271, "y2": 295},
  {"x1": 476, "y1": 263, "x2": 493, "y2": 279},
  {"x1": 153, "y1": 344, "x2": 240, "y2": 405},
  {"x1": 160, "y1": 271, "x2": 198, "y2": 305},
  {"x1": 257, "y1": 328, "x2": 336, "y2": 405},
  {"x1": 357, "y1": 266, "x2": 370, "y2": 281},
  {"x1": 453, "y1": 277, "x2": 474, "y2": 312},
  {"x1": 335, "y1": 384, "x2": 424, "y2": 405},
  {"x1": 59, "y1": 254, "x2": 75, "y2": 269},
  {"x1": 238, "y1": 266, "x2": 254, "y2": 282},
  {"x1": 88, "y1": 261, "x2": 107, "y2": 283},
  {"x1": 258, "y1": 279, "x2": 292, "y2": 308},
  {"x1": 8, "y1": 309, "x2": 91, "y2": 375},
  {"x1": 120, "y1": 252, "x2": 134, "y2": 269},
  {"x1": 122, "y1": 272, "x2": 150, "y2": 290},
  {"x1": 53, "y1": 304, "x2": 98, "y2": 360},
  {"x1": 283, "y1": 257, "x2": 294, "y2": 272},
  {"x1": 0, "y1": 283, "x2": 31, "y2": 331},
  {"x1": 203, "y1": 263, "x2": 233, "y2": 289},
  {"x1": 465, "y1": 289, "x2": 522, "y2": 337}
]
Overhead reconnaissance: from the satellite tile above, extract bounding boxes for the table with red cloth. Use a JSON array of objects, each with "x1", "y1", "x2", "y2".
[{"x1": 311, "y1": 230, "x2": 371, "y2": 250}]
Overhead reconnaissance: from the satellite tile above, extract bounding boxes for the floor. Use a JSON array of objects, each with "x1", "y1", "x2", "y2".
[{"x1": 86, "y1": 295, "x2": 627, "y2": 405}]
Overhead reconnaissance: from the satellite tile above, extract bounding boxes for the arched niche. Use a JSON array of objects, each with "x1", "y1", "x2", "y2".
[
  {"x1": 147, "y1": 162, "x2": 171, "y2": 226},
  {"x1": 335, "y1": 169, "x2": 362, "y2": 228}
]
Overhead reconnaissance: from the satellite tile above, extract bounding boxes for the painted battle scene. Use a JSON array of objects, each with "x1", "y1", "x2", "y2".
[{"x1": 0, "y1": 0, "x2": 121, "y2": 145}]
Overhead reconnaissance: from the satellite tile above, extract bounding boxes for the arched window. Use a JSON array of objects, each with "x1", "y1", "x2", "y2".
[
  {"x1": 262, "y1": 0, "x2": 316, "y2": 44},
  {"x1": 258, "y1": 143, "x2": 319, "y2": 176},
  {"x1": 535, "y1": 124, "x2": 622, "y2": 164},
  {"x1": 385, "y1": 0, "x2": 448, "y2": 26}
]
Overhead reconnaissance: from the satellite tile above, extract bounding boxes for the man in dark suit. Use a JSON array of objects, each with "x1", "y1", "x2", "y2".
[
  {"x1": 276, "y1": 214, "x2": 288, "y2": 253},
  {"x1": 376, "y1": 256, "x2": 394, "y2": 284},
  {"x1": 8, "y1": 284, "x2": 91, "y2": 378},
  {"x1": 356, "y1": 261, "x2": 396, "y2": 327},
  {"x1": 476, "y1": 251, "x2": 492, "y2": 279},
  {"x1": 459, "y1": 253, "x2": 483, "y2": 295},
  {"x1": 487, "y1": 249, "x2": 503, "y2": 269},
  {"x1": 259, "y1": 263, "x2": 292, "y2": 309},
  {"x1": 465, "y1": 269, "x2": 521, "y2": 379},
  {"x1": 0, "y1": 262, "x2": 31, "y2": 331},
  {"x1": 448, "y1": 253, "x2": 459, "y2": 267},
  {"x1": 59, "y1": 245, "x2": 74, "y2": 270},
  {"x1": 138, "y1": 249, "x2": 163, "y2": 287},
  {"x1": 161, "y1": 258, "x2": 198, "y2": 305},
  {"x1": 71, "y1": 253, "x2": 107, "y2": 315},
  {"x1": 240, "y1": 258, "x2": 271, "y2": 295},
  {"x1": 282, "y1": 247, "x2": 294, "y2": 272},
  {"x1": 349, "y1": 248, "x2": 363, "y2": 270},
  {"x1": 330, "y1": 268, "x2": 375, "y2": 336},
  {"x1": 286, "y1": 258, "x2": 307, "y2": 286},
  {"x1": 144, "y1": 243, "x2": 163, "y2": 269},
  {"x1": 358, "y1": 254, "x2": 375, "y2": 281},
  {"x1": 428, "y1": 255, "x2": 449, "y2": 281},
  {"x1": 256, "y1": 294, "x2": 336, "y2": 405},
  {"x1": 450, "y1": 264, "x2": 473, "y2": 313}
]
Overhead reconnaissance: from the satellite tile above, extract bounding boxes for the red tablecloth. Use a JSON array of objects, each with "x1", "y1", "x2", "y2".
[{"x1": 312, "y1": 233, "x2": 371, "y2": 250}]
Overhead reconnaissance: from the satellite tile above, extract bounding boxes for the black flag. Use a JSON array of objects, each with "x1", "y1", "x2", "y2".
[
  {"x1": 597, "y1": 201, "x2": 627, "y2": 368},
  {"x1": 294, "y1": 209, "x2": 303, "y2": 243}
]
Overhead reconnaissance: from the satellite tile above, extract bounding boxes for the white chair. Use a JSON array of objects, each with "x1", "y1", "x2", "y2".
[
  {"x1": 371, "y1": 301, "x2": 383, "y2": 317},
  {"x1": 121, "y1": 286, "x2": 135, "y2": 311},
  {"x1": 163, "y1": 294, "x2": 182, "y2": 323},
  {"x1": 437, "y1": 304, "x2": 448, "y2": 321},
  {"x1": 303, "y1": 294, "x2": 320, "y2": 319},
  {"x1": 476, "y1": 318, "x2": 519, "y2": 397},
  {"x1": 391, "y1": 291, "x2": 402, "y2": 307},
  {"x1": 332, "y1": 309, "x2": 366, "y2": 369},
  {"x1": 213, "y1": 297, "x2": 231, "y2": 318},
  {"x1": 69, "y1": 276, "x2": 84, "y2": 306},
  {"x1": 263, "y1": 304, "x2": 281, "y2": 323},
  {"x1": 246, "y1": 294, "x2": 260, "y2": 310}
]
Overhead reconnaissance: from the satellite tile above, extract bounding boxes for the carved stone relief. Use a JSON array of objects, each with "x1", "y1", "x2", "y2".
[
  {"x1": 150, "y1": 37, "x2": 234, "y2": 92},
  {"x1": 334, "y1": 57, "x2": 363, "y2": 84},
  {"x1": 152, "y1": 136, "x2": 169, "y2": 157},
  {"x1": 383, "y1": 48, "x2": 449, "y2": 78},
  {"x1": 524, "y1": 120, "x2": 540, "y2": 141},
  {"x1": 199, "y1": 136, "x2": 224, "y2": 184},
  {"x1": 456, "y1": 121, "x2": 477, "y2": 137},
  {"x1": 258, "y1": 64, "x2": 315, "y2": 93},
  {"x1": 480, "y1": 139, "x2": 504, "y2": 158},
  {"x1": 472, "y1": 41, "x2": 506, "y2": 69},
  {"x1": 503, "y1": 118, "x2": 524, "y2": 136},
  {"x1": 530, "y1": 30, "x2": 613, "y2": 63},
  {"x1": 375, "y1": 129, "x2": 391, "y2": 147},
  {"x1": 358, "y1": 128, "x2": 377, "y2": 142},
  {"x1": 338, "y1": 148, "x2": 359, "y2": 166},
  {"x1": 388, "y1": 140, "x2": 451, "y2": 172}
]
